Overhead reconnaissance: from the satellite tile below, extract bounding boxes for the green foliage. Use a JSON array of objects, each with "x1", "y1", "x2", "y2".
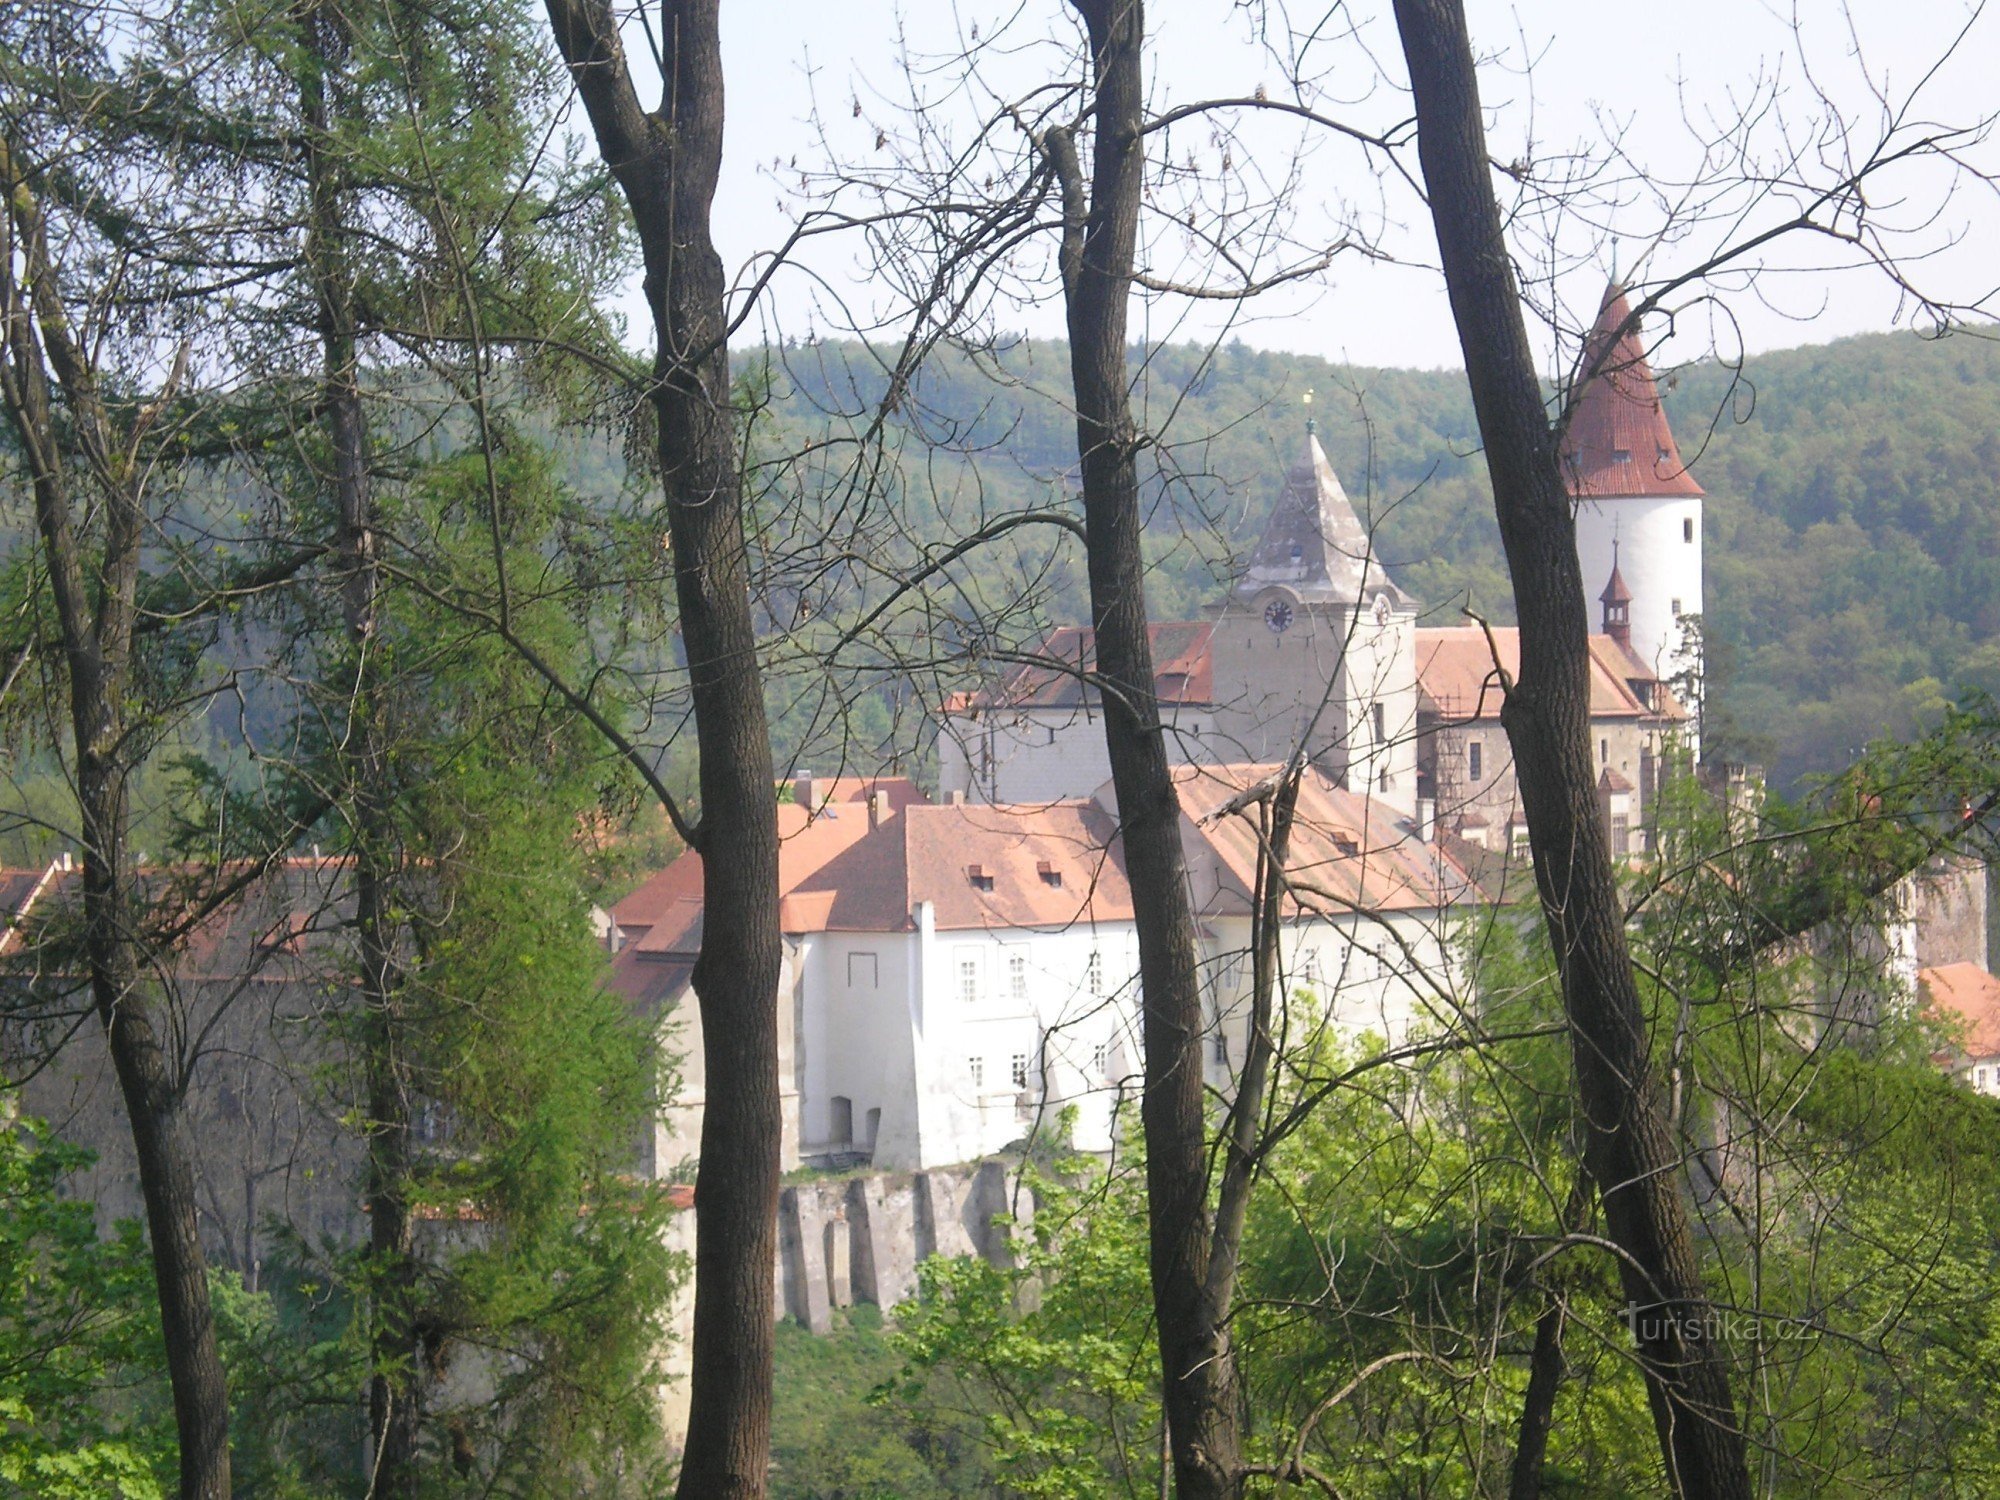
[
  {"x1": 0, "y1": 1117, "x2": 172, "y2": 1499},
  {"x1": 880, "y1": 1142, "x2": 1164, "y2": 1499},
  {"x1": 744, "y1": 330, "x2": 2000, "y2": 793},
  {"x1": 770, "y1": 1304, "x2": 979, "y2": 1500}
]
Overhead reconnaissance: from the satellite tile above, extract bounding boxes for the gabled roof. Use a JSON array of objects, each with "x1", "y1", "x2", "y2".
[
  {"x1": 610, "y1": 776, "x2": 926, "y2": 956},
  {"x1": 904, "y1": 800, "x2": 1134, "y2": 931},
  {"x1": 1561, "y1": 283, "x2": 1703, "y2": 500},
  {"x1": 1413, "y1": 626, "x2": 1684, "y2": 723},
  {"x1": 609, "y1": 783, "x2": 1135, "y2": 948},
  {"x1": 1173, "y1": 763, "x2": 1472, "y2": 917},
  {"x1": 1233, "y1": 432, "x2": 1411, "y2": 608},
  {"x1": 0, "y1": 857, "x2": 354, "y2": 980},
  {"x1": 1921, "y1": 962, "x2": 2000, "y2": 1060},
  {"x1": 951, "y1": 621, "x2": 1216, "y2": 712}
]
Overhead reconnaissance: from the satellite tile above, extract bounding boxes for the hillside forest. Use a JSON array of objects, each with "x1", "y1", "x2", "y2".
[{"x1": 6, "y1": 0, "x2": 2000, "y2": 1498}]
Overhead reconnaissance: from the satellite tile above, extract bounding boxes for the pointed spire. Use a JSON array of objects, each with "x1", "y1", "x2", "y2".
[
  {"x1": 1600, "y1": 542, "x2": 1633, "y2": 650},
  {"x1": 1234, "y1": 430, "x2": 1410, "y2": 608},
  {"x1": 1562, "y1": 282, "x2": 1703, "y2": 500}
]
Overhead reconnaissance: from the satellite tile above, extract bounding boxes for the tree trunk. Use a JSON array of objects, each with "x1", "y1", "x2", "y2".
[
  {"x1": 296, "y1": 25, "x2": 421, "y2": 1487},
  {"x1": 1059, "y1": 3, "x2": 1242, "y2": 1494},
  {"x1": 0, "y1": 149, "x2": 235, "y2": 1500},
  {"x1": 541, "y1": 3, "x2": 783, "y2": 1493},
  {"x1": 1389, "y1": 4, "x2": 1752, "y2": 1495}
]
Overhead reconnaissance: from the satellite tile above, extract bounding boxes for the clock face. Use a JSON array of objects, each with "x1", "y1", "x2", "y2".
[{"x1": 1263, "y1": 599, "x2": 1294, "y2": 635}]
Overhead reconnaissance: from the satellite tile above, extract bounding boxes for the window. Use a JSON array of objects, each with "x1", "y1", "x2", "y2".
[
  {"x1": 967, "y1": 864, "x2": 994, "y2": 891},
  {"x1": 1468, "y1": 739, "x2": 1483, "y2": 782},
  {"x1": 1301, "y1": 949, "x2": 1320, "y2": 985},
  {"x1": 1671, "y1": 597, "x2": 1683, "y2": 617},
  {"x1": 1683, "y1": 516, "x2": 1695, "y2": 543},
  {"x1": 1092, "y1": 1043, "x2": 1109, "y2": 1075},
  {"x1": 1212, "y1": 1031, "x2": 1230, "y2": 1065},
  {"x1": 1612, "y1": 447, "x2": 1632, "y2": 464},
  {"x1": 1037, "y1": 860, "x2": 1063, "y2": 888},
  {"x1": 1600, "y1": 738, "x2": 1609, "y2": 765},
  {"x1": 1008, "y1": 951, "x2": 1028, "y2": 1000},
  {"x1": 968, "y1": 1056, "x2": 985, "y2": 1088},
  {"x1": 1010, "y1": 1054, "x2": 1029, "y2": 1088},
  {"x1": 1371, "y1": 701, "x2": 1386, "y2": 747},
  {"x1": 1610, "y1": 815, "x2": 1630, "y2": 855},
  {"x1": 958, "y1": 951, "x2": 980, "y2": 1004},
  {"x1": 847, "y1": 951, "x2": 878, "y2": 989},
  {"x1": 1088, "y1": 950, "x2": 1104, "y2": 996},
  {"x1": 1979, "y1": 1067, "x2": 1989, "y2": 1088}
]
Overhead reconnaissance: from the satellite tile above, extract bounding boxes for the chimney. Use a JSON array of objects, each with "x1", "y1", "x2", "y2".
[
  {"x1": 868, "y1": 789, "x2": 890, "y2": 829},
  {"x1": 793, "y1": 771, "x2": 814, "y2": 815},
  {"x1": 950, "y1": 788, "x2": 966, "y2": 806}
]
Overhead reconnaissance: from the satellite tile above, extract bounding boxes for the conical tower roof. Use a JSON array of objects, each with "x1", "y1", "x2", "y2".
[
  {"x1": 1599, "y1": 545, "x2": 1632, "y2": 606},
  {"x1": 1234, "y1": 430, "x2": 1411, "y2": 608},
  {"x1": 1562, "y1": 283, "x2": 1703, "y2": 500}
]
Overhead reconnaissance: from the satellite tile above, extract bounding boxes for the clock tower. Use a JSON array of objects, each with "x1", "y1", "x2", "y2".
[{"x1": 1208, "y1": 416, "x2": 1419, "y2": 814}]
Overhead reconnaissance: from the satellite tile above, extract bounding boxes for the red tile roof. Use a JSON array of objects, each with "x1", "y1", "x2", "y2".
[
  {"x1": 1562, "y1": 284, "x2": 1703, "y2": 500},
  {"x1": 1414, "y1": 626, "x2": 1683, "y2": 723},
  {"x1": 1921, "y1": 962, "x2": 2000, "y2": 1059},
  {"x1": 610, "y1": 777, "x2": 927, "y2": 955},
  {"x1": 955, "y1": 622, "x2": 1216, "y2": 712},
  {"x1": 1174, "y1": 763, "x2": 1472, "y2": 917},
  {"x1": 904, "y1": 800, "x2": 1133, "y2": 930}
]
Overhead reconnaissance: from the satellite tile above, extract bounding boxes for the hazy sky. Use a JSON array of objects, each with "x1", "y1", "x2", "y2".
[{"x1": 629, "y1": 0, "x2": 1998, "y2": 373}]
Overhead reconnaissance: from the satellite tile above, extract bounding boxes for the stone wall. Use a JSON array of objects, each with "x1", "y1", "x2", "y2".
[
  {"x1": 659, "y1": 1158, "x2": 1031, "y2": 1449},
  {"x1": 776, "y1": 1158, "x2": 1028, "y2": 1334}
]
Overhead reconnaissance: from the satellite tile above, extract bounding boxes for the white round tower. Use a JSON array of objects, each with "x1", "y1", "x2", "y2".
[{"x1": 1565, "y1": 284, "x2": 1704, "y2": 689}]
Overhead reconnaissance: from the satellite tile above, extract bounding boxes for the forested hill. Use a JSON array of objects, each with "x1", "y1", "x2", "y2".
[{"x1": 762, "y1": 329, "x2": 2000, "y2": 790}]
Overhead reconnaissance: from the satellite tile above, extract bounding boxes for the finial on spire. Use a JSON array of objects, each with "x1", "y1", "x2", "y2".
[{"x1": 1303, "y1": 388, "x2": 1315, "y2": 436}]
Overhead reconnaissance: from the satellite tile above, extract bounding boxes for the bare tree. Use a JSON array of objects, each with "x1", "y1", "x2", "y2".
[
  {"x1": 1041, "y1": 4, "x2": 1246, "y2": 1491},
  {"x1": 538, "y1": 3, "x2": 782, "y2": 1493}
]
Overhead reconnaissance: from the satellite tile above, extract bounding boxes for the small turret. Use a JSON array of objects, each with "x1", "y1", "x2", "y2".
[{"x1": 1600, "y1": 544, "x2": 1633, "y2": 653}]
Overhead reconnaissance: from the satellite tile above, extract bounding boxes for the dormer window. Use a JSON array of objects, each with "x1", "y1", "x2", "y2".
[
  {"x1": 1612, "y1": 447, "x2": 1632, "y2": 464},
  {"x1": 1660, "y1": 446, "x2": 1673, "y2": 466},
  {"x1": 967, "y1": 864, "x2": 995, "y2": 891},
  {"x1": 1333, "y1": 833, "x2": 1360, "y2": 857},
  {"x1": 1037, "y1": 860, "x2": 1063, "y2": 888}
]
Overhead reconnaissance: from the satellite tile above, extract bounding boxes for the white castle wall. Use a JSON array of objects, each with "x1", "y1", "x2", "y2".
[{"x1": 1574, "y1": 493, "x2": 1704, "y2": 683}]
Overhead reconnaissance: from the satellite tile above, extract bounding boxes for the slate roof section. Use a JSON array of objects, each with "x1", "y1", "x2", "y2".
[
  {"x1": 1414, "y1": 626, "x2": 1685, "y2": 724},
  {"x1": 954, "y1": 621, "x2": 1216, "y2": 712},
  {"x1": 1921, "y1": 962, "x2": 2000, "y2": 1059},
  {"x1": 1562, "y1": 283, "x2": 1704, "y2": 500},
  {"x1": 1233, "y1": 432, "x2": 1412, "y2": 609}
]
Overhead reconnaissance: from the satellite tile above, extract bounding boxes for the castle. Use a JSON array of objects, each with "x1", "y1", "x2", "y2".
[{"x1": 938, "y1": 282, "x2": 1703, "y2": 854}]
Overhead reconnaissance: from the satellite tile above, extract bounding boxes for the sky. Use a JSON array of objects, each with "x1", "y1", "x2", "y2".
[{"x1": 616, "y1": 0, "x2": 1999, "y2": 374}]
